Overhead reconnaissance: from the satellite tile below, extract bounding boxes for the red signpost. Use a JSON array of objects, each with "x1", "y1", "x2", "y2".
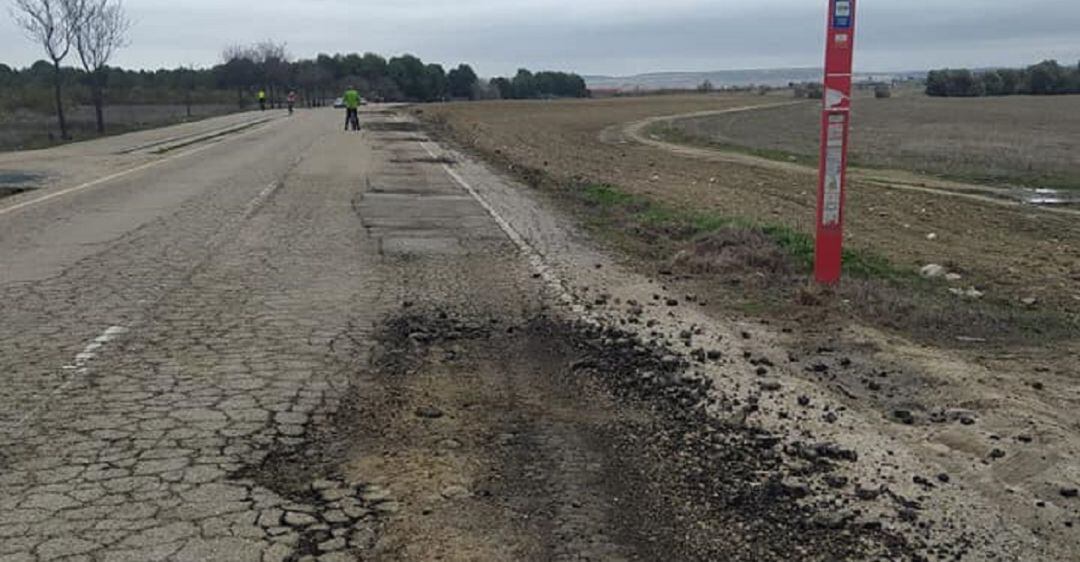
[{"x1": 815, "y1": 0, "x2": 857, "y2": 284}]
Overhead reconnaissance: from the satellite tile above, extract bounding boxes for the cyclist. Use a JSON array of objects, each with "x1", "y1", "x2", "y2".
[
  {"x1": 343, "y1": 86, "x2": 361, "y2": 131},
  {"x1": 287, "y1": 91, "x2": 297, "y2": 115}
]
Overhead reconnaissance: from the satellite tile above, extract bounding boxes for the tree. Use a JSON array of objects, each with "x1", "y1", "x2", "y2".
[
  {"x1": 697, "y1": 79, "x2": 714, "y2": 93},
  {"x1": 11, "y1": 0, "x2": 85, "y2": 139},
  {"x1": 255, "y1": 41, "x2": 289, "y2": 107},
  {"x1": 511, "y1": 69, "x2": 535, "y2": 99},
  {"x1": 490, "y1": 77, "x2": 512, "y2": 100},
  {"x1": 422, "y1": 63, "x2": 447, "y2": 101},
  {"x1": 219, "y1": 45, "x2": 258, "y2": 107},
  {"x1": 447, "y1": 64, "x2": 478, "y2": 100},
  {"x1": 998, "y1": 68, "x2": 1022, "y2": 95},
  {"x1": 1027, "y1": 60, "x2": 1065, "y2": 95},
  {"x1": 358, "y1": 53, "x2": 387, "y2": 84},
  {"x1": 980, "y1": 70, "x2": 1004, "y2": 96},
  {"x1": 73, "y1": 0, "x2": 129, "y2": 133},
  {"x1": 925, "y1": 70, "x2": 947, "y2": 96},
  {"x1": 387, "y1": 55, "x2": 426, "y2": 101}
]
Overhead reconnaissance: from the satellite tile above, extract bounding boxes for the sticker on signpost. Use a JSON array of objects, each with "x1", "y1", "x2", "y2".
[
  {"x1": 833, "y1": 0, "x2": 852, "y2": 29},
  {"x1": 823, "y1": 115, "x2": 846, "y2": 226}
]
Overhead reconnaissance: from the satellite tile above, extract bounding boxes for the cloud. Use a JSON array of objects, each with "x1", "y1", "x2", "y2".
[{"x1": 1, "y1": 0, "x2": 1078, "y2": 75}]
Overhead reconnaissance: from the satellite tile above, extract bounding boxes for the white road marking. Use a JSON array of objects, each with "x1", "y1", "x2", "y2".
[
  {"x1": 0, "y1": 117, "x2": 284, "y2": 218},
  {"x1": 10, "y1": 325, "x2": 129, "y2": 436},
  {"x1": 418, "y1": 139, "x2": 590, "y2": 318},
  {"x1": 7, "y1": 170, "x2": 291, "y2": 436}
]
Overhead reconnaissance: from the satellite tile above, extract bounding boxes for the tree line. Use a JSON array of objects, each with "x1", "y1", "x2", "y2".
[
  {"x1": 3, "y1": 42, "x2": 590, "y2": 142},
  {"x1": 7, "y1": 2, "x2": 589, "y2": 143},
  {"x1": 216, "y1": 46, "x2": 584, "y2": 104},
  {"x1": 926, "y1": 60, "x2": 1080, "y2": 97}
]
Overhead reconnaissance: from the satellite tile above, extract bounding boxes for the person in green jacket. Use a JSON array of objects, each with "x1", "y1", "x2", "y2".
[
  {"x1": 258, "y1": 89, "x2": 267, "y2": 111},
  {"x1": 343, "y1": 86, "x2": 360, "y2": 131}
]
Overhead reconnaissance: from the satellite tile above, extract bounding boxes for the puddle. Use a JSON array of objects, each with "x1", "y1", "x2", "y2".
[
  {"x1": 0, "y1": 171, "x2": 46, "y2": 195},
  {"x1": 1023, "y1": 188, "x2": 1080, "y2": 206}
]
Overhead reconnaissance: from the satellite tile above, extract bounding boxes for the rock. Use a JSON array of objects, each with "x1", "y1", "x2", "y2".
[
  {"x1": 812, "y1": 511, "x2": 852, "y2": 529},
  {"x1": 949, "y1": 287, "x2": 984, "y2": 299},
  {"x1": 936, "y1": 473, "x2": 951, "y2": 484},
  {"x1": 898, "y1": 508, "x2": 919, "y2": 522},
  {"x1": 797, "y1": 396, "x2": 811, "y2": 407},
  {"x1": 441, "y1": 485, "x2": 471, "y2": 500},
  {"x1": 945, "y1": 273, "x2": 963, "y2": 282},
  {"x1": 374, "y1": 501, "x2": 401, "y2": 514},
  {"x1": 989, "y1": 448, "x2": 1006, "y2": 460},
  {"x1": 1061, "y1": 488, "x2": 1079, "y2": 499},
  {"x1": 1020, "y1": 297, "x2": 1038, "y2": 307},
  {"x1": 920, "y1": 264, "x2": 946, "y2": 279},
  {"x1": 759, "y1": 381, "x2": 782, "y2": 392},
  {"x1": 361, "y1": 486, "x2": 392, "y2": 503},
  {"x1": 926, "y1": 233, "x2": 938, "y2": 241},
  {"x1": 893, "y1": 410, "x2": 916, "y2": 425},
  {"x1": 913, "y1": 475, "x2": 934, "y2": 489},
  {"x1": 825, "y1": 475, "x2": 849, "y2": 489},
  {"x1": 855, "y1": 486, "x2": 882, "y2": 501},
  {"x1": 438, "y1": 438, "x2": 463, "y2": 449},
  {"x1": 1032, "y1": 381, "x2": 1045, "y2": 391},
  {"x1": 414, "y1": 406, "x2": 444, "y2": 419},
  {"x1": 665, "y1": 298, "x2": 679, "y2": 307},
  {"x1": 815, "y1": 442, "x2": 858, "y2": 462}
]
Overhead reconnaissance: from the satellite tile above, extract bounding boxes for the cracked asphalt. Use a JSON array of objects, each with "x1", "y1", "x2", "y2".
[{"x1": 0, "y1": 109, "x2": 417, "y2": 561}]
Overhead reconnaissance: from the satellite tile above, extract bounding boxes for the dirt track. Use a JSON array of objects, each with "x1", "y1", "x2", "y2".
[{"x1": 615, "y1": 105, "x2": 1080, "y2": 218}]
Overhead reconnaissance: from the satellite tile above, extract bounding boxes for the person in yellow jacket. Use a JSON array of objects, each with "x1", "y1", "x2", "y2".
[
  {"x1": 258, "y1": 89, "x2": 267, "y2": 111},
  {"x1": 343, "y1": 86, "x2": 360, "y2": 131}
]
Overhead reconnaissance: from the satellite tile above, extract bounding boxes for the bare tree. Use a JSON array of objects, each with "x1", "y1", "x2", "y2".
[
  {"x1": 10, "y1": 0, "x2": 85, "y2": 139},
  {"x1": 73, "y1": 0, "x2": 130, "y2": 133},
  {"x1": 254, "y1": 41, "x2": 289, "y2": 108}
]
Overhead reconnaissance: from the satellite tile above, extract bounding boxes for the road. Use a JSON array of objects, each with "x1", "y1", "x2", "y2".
[
  {"x1": 0, "y1": 108, "x2": 702, "y2": 561},
  {"x1": 0, "y1": 107, "x2": 1058, "y2": 561}
]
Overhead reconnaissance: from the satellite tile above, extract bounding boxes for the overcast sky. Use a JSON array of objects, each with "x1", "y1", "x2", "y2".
[{"x1": 2, "y1": 0, "x2": 1079, "y2": 76}]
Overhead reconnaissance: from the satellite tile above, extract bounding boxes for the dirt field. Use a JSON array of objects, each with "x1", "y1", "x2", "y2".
[
  {"x1": 420, "y1": 95, "x2": 1080, "y2": 343},
  {"x1": 418, "y1": 93, "x2": 1080, "y2": 561},
  {"x1": 662, "y1": 94, "x2": 1080, "y2": 191},
  {"x1": 0, "y1": 103, "x2": 240, "y2": 151}
]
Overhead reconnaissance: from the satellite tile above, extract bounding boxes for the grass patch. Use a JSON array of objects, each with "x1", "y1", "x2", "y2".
[
  {"x1": 647, "y1": 123, "x2": 817, "y2": 167},
  {"x1": 571, "y1": 181, "x2": 1073, "y2": 344},
  {"x1": 580, "y1": 182, "x2": 899, "y2": 279}
]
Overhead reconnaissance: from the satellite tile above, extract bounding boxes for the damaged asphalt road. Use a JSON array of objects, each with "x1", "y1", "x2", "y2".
[{"x1": 0, "y1": 107, "x2": 1050, "y2": 561}]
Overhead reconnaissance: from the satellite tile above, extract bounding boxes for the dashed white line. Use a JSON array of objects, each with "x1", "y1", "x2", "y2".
[{"x1": 10, "y1": 325, "x2": 129, "y2": 437}]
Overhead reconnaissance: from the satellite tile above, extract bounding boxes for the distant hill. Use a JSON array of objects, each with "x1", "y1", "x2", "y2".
[{"x1": 585, "y1": 68, "x2": 923, "y2": 91}]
